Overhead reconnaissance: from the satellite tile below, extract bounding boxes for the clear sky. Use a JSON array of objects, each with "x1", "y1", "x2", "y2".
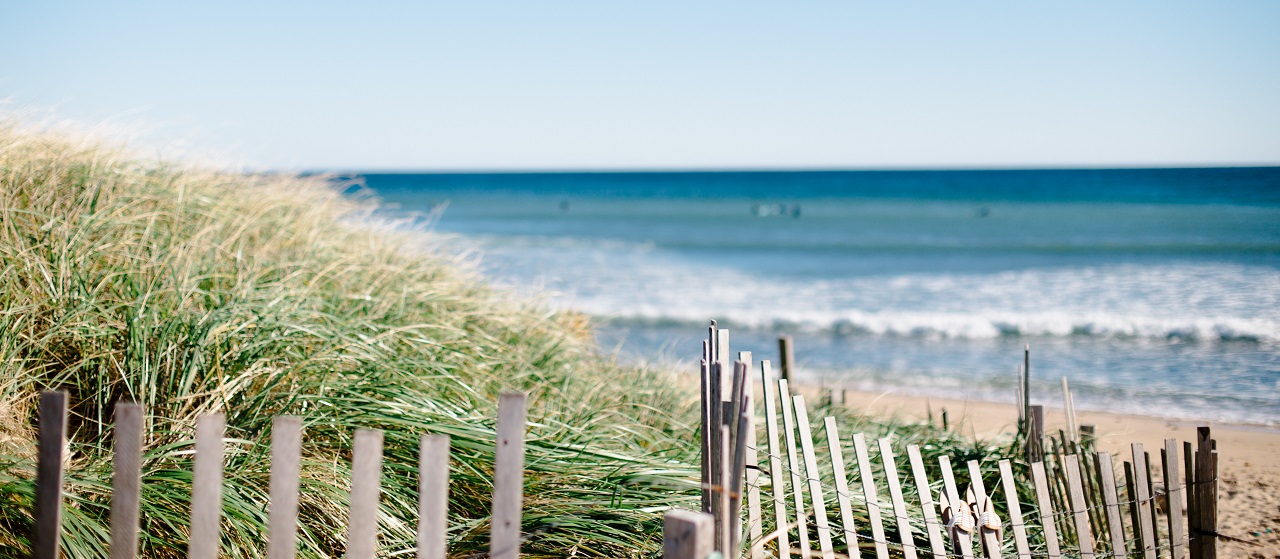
[{"x1": 3, "y1": 1, "x2": 1279, "y2": 170}]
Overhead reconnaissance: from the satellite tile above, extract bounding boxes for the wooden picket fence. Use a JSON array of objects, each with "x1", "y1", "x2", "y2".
[
  {"x1": 26, "y1": 390, "x2": 528, "y2": 559},
  {"x1": 674, "y1": 324, "x2": 1220, "y2": 559}
]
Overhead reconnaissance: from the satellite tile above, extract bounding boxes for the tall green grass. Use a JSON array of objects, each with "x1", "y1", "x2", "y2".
[{"x1": 0, "y1": 121, "x2": 1021, "y2": 559}]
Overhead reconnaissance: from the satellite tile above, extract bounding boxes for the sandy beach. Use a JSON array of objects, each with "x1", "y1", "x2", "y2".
[{"x1": 832, "y1": 388, "x2": 1280, "y2": 558}]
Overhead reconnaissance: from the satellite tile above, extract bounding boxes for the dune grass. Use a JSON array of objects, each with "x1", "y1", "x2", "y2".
[{"x1": 0, "y1": 121, "x2": 1021, "y2": 559}]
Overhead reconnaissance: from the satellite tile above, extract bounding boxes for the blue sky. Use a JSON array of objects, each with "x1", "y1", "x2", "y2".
[{"x1": 3, "y1": 1, "x2": 1279, "y2": 170}]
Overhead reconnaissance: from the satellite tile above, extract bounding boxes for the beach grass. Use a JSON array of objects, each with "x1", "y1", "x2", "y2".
[{"x1": 0, "y1": 121, "x2": 1020, "y2": 559}]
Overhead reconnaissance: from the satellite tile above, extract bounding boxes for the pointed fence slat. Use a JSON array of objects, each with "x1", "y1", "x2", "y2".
[
  {"x1": 778, "y1": 379, "x2": 812, "y2": 559},
  {"x1": 746, "y1": 378, "x2": 764, "y2": 559},
  {"x1": 346, "y1": 430, "x2": 384, "y2": 559},
  {"x1": 1030, "y1": 461, "x2": 1061, "y2": 559},
  {"x1": 761, "y1": 362, "x2": 791, "y2": 558},
  {"x1": 33, "y1": 391, "x2": 69, "y2": 559},
  {"x1": 877, "y1": 438, "x2": 917, "y2": 559},
  {"x1": 417, "y1": 434, "x2": 450, "y2": 559},
  {"x1": 1131, "y1": 444, "x2": 1157, "y2": 559},
  {"x1": 1096, "y1": 452, "x2": 1128, "y2": 559},
  {"x1": 490, "y1": 392, "x2": 527, "y2": 559},
  {"x1": 793, "y1": 396, "x2": 835, "y2": 559},
  {"x1": 997, "y1": 460, "x2": 1032, "y2": 559},
  {"x1": 109, "y1": 403, "x2": 144, "y2": 559},
  {"x1": 665, "y1": 510, "x2": 715, "y2": 559},
  {"x1": 906, "y1": 445, "x2": 947, "y2": 559},
  {"x1": 823, "y1": 418, "x2": 860, "y2": 558},
  {"x1": 720, "y1": 425, "x2": 733, "y2": 555},
  {"x1": 1163, "y1": 439, "x2": 1186, "y2": 559},
  {"x1": 711, "y1": 361, "x2": 725, "y2": 534},
  {"x1": 189, "y1": 414, "x2": 226, "y2": 559},
  {"x1": 938, "y1": 456, "x2": 973, "y2": 559},
  {"x1": 1063, "y1": 455, "x2": 1095, "y2": 559},
  {"x1": 852, "y1": 434, "x2": 890, "y2": 559},
  {"x1": 267, "y1": 416, "x2": 304, "y2": 559}
]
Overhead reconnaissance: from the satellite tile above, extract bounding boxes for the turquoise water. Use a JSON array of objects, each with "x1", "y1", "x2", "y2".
[{"x1": 358, "y1": 168, "x2": 1280, "y2": 425}]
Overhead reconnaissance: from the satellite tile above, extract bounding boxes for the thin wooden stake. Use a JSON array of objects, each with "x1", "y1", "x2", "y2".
[
  {"x1": 109, "y1": 403, "x2": 144, "y2": 559},
  {"x1": 1192, "y1": 427, "x2": 1216, "y2": 559},
  {"x1": 852, "y1": 434, "x2": 890, "y2": 559},
  {"x1": 1162, "y1": 439, "x2": 1186, "y2": 559},
  {"x1": 762, "y1": 361, "x2": 791, "y2": 558},
  {"x1": 1131, "y1": 444, "x2": 1157, "y2": 559},
  {"x1": 1096, "y1": 452, "x2": 1128, "y2": 558},
  {"x1": 665, "y1": 510, "x2": 715, "y2": 559},
  {"x1": 1030, "y1": 461, "x2": 1061, "y2": 559},
  {"x1": 779, "y1": 335, "x2": 794, "y2": 382},
  {"x1": 346, "y1": 430, "x2": 384, "y2": 559},
  {"x1": 490, "y1": 392, "x2": 527, "y2": 559},
  {"x1": 1063, "y1": 455, "x2": 1095, "y2": 559},
  {"x1": 793, "y1": 396, "x2": 835, "y2": 559},
  {"x1": 711, "y1": 361, "x2": 724, "y2": 537},
  {"x1": 1125, "y1": 461, "x2": 1143, "y2": 559},
  {"x1": 907, "y1": 445, "x2": 947, "y2": 559},
  {"x1": 33, "y1": 391, "x2": 69, "y2": 559},
  {"x1": 877, "y1": 438, "x2": 916, "y2": 559},
  {"x1": 731, "y1": 388, "x2": 752, "y2": 555},
  {"x1": 701, "y1": 355, "x2": 712, "y2": 514},
  {"x1": 822, "y1": 418, "x2": 860, "y2": 558},
  {"x1": 721, "y1": 425, "x2": 733, "y2": 555},
  {"x1": 267, "y1": 416, "x2": 304, "y2": 559},
  {"x1": 189, "y1": 414, "x2": 225, "y2": 559},
  {"x1": 997, "y1": 460, "x2": 1031, "y2": 559},
  {"x1": 778, "y1": 379, "x2": 812, "y2": 559},
  {"x1": 746, "y1": 373, "x2": 764, "y2": 559},
  {"x1": 417, "y1": 434, "x2": 450, "y2": 559}
]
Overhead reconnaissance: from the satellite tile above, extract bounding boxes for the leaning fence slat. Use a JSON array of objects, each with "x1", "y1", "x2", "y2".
[
  {"x1": 778, "y1": 379, "x2": 812, "y2": 559},
  {"x1": 938, "y1": 456, "x2": 973, "y2": 559},
  {"x1": 665, "y1": 510, "x2": 715, "y2": 559},
  {"x1": 417, "y1": 434, "x2": 450, "y2": 559},
  {"x1": 762, "y1": 362, "x2": 791, "y2": 558},
  {"x1": 267, "y1": 416, "x2": 304, "y2": 559},
  {"x1": 1131, "y1": 444, "x2": 1157, "y2": 559},
  {"x1": 746, "y1": 376, "x2": 764, "y2": 559},
  {"x1": 1163, "y1": 439, "x2": 1186, "y2": 559},
  {"x1": 1192, "y1": 427, "x2": 1217, "y2": 559},
  {"x1": 730, "y1": 384, "x2": 752, "y2": 555},
  {"x1": 853, "y1": 434, "x2": 890, "y2": 559},
  {"x1": 189, "y1": 414, "x2": 226, "y2": 559},
  {"x1": 33, "y1": 391, "x2": 69, "y2": 559},
  {"x1": 794, "y1": 396, "x2": 835, "y2": 559},
  {"x1": 109, "y1": 403, "x2": 144, "y2": 559},
  {"x1": 711, "y1": 360, "x2": 724, "y2": 535},
  {"x1": 346, "y1": 430, "x2": 384, "y2": 559},
  {"x1": 997, "y1": 460, "x2": 1031, "y2": 559},
  {"x1": 907, "y1": 446, "x2": 947, "y2": 559},
  {"x1": 1064, "y1": 455, "x2": 1095, "y2": 559},
  {"x1": 701, "y1": 355, "x2": 712, "y2": 514},
  {"x1": 822, "y1": 418, "x2": 860, "y2": 558},
  {"x1": 1183, "y1": 440, "x2": 1196, "y2": 559},
  {"x1": 1096, "y1": 452, "x2": 1128, "y2": 559},
  {"x1": 878, "y1": 439, "x2": 917, "y2": 559},
  {"x1": 1030, "y1": 461, "x2": 1061, "y2": 559},
  {"x1": 966, "y1": 460, "x2": 987, "y2": 508},
  {"x1": 720, "y1": 425, "x2": 733, "y2": 555},
  {"x1": 490, "y1": 392, "x2": 527, "y2": 559}
]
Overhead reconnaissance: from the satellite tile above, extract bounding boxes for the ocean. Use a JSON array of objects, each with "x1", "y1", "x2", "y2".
[{"x1": 357, "y1": 168, "x2": 1280, "y2": 426}]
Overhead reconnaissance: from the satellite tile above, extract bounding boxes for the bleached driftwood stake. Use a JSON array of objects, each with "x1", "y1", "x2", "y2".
[
  {"x1": 852, "y1": 434, "x2": 889, "y2": 559},
  {"x1": 490, "y1": 392, "x2": 527, "y2": 559},
  {"x1": 778, "y1": 379, "x2": 812, "y2": 559},
  {"x1": 997, "y1": 460, "x2": 1032, "y2": 559},
  {"x1": 793, "y1": 396, "x2": 835, "y2": 559},
  {"x1": 417, "y1": 434, "x2": 450, "y2": 559},
  {"x1": 1029, "y1": 461, "x2": 1061, "y2": 559},
  {"x1": 665, "y1": 510, "x2": 715, "y2": 559},
  {"x1": 189, "y1": 414, "x2": 225, "y2": 559},
  {"x1": 907, "y1": 445, "x2": 947, "y2": 559},
  {"x1": 1063, "y1": 455, "x2": 1095, "y2": 559},
  {"x1": 346, "y1": 429, "x2": 384, "y2": 559},
  {"x1": 109, "y1": 402, "x2": 144, "y2": 559},
  {"x1": 878, "y1": 439, "x2": 917, "y2": 559},
  {"x1": 761, "y1": 361, "x2": 791, "y2": 558},
  {"x1": 822, "y1": 418, "x2": 859, "y2": 557},
  {"x1": 267, "y1": 416, "x2": 304, "y2": 559}
]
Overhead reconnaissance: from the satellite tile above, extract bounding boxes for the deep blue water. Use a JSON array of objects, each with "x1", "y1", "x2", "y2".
[{"x1": 356, "y1": 168, "x2": 1280, "y2": 425}]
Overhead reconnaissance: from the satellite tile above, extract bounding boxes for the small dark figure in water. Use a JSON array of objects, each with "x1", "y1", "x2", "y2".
[
  {"x1": 790, "y1": 204, "x2": 801, "y2": 218},
  {"x1": 977, "y1": 206, "x2": 990, "y2": 218},
  {"x1": 560, "y1": 199, "x2": 570, "y2": 213}
]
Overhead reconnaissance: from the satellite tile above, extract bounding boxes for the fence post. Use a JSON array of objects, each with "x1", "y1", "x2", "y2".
[
  {"x1": 490, "y1": 392, "x2": 527, "y2": 559},
  {"x1": 665, "y1": 510, "x2": 714, "y2": 559},
  {"x1": 109, "y1": 402, "x2": 144, "y2": 559},
  {"x1": 1026, "y1": 406, "x2": 1044, "y2": 463},
  {"x1": 346, "y1": 429, "x2": 384, "y2": 559},
  {"x1": 778, "y1": 335, "x2": 794, "y2": 382},
  {"x1": 189, "y1": 414, "x2": 226, "y2": 559},
  {"x1": 33, "y1": 390, "x2": 69, "y2": 559},
  {"x1": 267, "y1": 416, "x2": 304, "y2": 559},
  {"x1": 417, "y1": 434, "x2": 451, "y2": 559}
]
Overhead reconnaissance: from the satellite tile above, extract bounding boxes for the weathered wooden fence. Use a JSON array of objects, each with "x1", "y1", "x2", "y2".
[
  {"x1": 28, "y1": 390, "x2": 528, "y2": 559},
  {"x1": 678, "y1": 324, "x2": 1220, "y2": 559}
]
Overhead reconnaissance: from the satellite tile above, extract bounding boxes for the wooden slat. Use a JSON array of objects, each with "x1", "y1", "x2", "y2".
[
  {"x1": 1192, "y1": 427, "x2": 1215, "y2": 559},
  {"x1": 417, "y1": 434, "x2": 450, "y2": 559},
  {"x1": 778, "y1": 335, "x2": 794, "y2": 382},
  {"x1": 728, "y1": 361, "x2": 747, "y2": 553},
  {"x1": 1125, "y1": 461, "x2": 1144, "y2": 558},
  {"x1": 718, "y1": 329, "x2": 732, "y2": 394},
  {"x1": 877, "y1": 438, "x2": 916, "y2": 559},
  {"x1": 1163, "y1": 439, "x2": 1186, "y2": 559},
  {"x1": 33, "y1": 390, "x2": 69, "y2": 559},
  {"x1": 665, "y1": 510, "x2": 715, "y2": 559},
  {"x1": 701, "y1": 355, "x2": 712, "y2": 514},
  {"x1": 711, "y1": 361, "x2": 724, "y2": 540},
  {"x1": 1131, "y1": 444, "x2": 1157, "y2": 559},
  {"x1": 852, "y1": 434, "x2": 889, "y2": 559},
  {"x1": 1063, "y1": 454, "x2": 1095, "y2": 559},
  {"x1": 346, "y1": 430, "x2": 384, "y2": 559},
  {"x1": 267, "y1": 416, "x2": 304, "y2": 559},
  {"x1": 189, "y1": 414, "x2": 225, "y2": 559},
  {"x1": 731, "y1": 388, "x2": 752, "y2": 555},
  {"x1": 109, "y1": 402, "x2": 144, "y2": 559},
  {"x1": 490, "y1": 392, "x2": 527, "y2": 559},
  {"x1": 778, "y1": 379, "x2": 812, "y2": 559},
  {"x1": 822, "y1": 418, "x2": 860, "y2": 558},
  {"x1": 997, "y1": 460, "x2": 1031, "y2": 559},
  {"x1": 793, "y1": 396, "x2": 835, "y2": 559},
  {"x1": 762, "y1": 362, "x2": 791, "y2": 558},
  {"x1": 966, "y1": 460, "x2": 987, "y2": 508},
  {"x1": 1030, "y1": 461, "x2": 1062, "y2": 559},
  {"x1": 1183, "y1": 440, "x2": 1196, "y2": 559},
  {"x1": 746, "y1": 371, "x2": 764, "y2": 559},
  {"x1": 721, "y1": 425, "x2": 733, "y2": 555},
  {"x1": 938, "y1": 457, "x2": 972, "y2": 559},
  {"x1": 906, "y1": 446, "x2": 947, "y2": 559},
  {"x1": 1096, "y1": 452, "x2": 1128, "y2": 558}
]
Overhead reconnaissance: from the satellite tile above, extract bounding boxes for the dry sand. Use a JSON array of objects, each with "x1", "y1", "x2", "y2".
[{"x1": 831, "y1": 388, "x2": 1280, "y2": 558}]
